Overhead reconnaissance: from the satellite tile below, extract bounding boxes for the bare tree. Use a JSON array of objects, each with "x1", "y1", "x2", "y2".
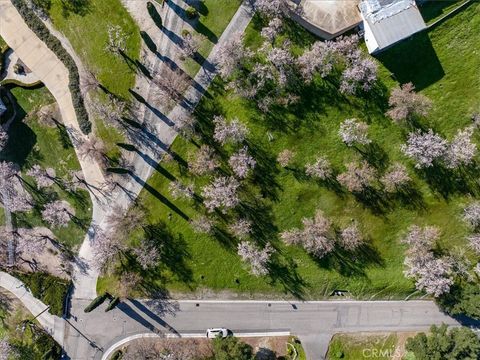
[
  {"x1": 214, "y1": 33, "x2": 252, "y2": 79},
  {"x1": 105, "y1": 24, "x2": 128, "y2": 55},
  {"x1": 386, "y1": 82, "x2": 432, "y2": 123},
  {"x1": 81, "y1": 70, "x2": 101, "y2": 94},
  {"x1": 0, "y1": 161, "x2": 33, "y2": 212},
  {"x1": 172, "y1": 111, "x2": 196, "y2": 139},
  {"x1": 277, "y1": 149, "x2": 295, "y2": 168},
  {"x1": 380, "y1": 163, "x2": 411, "y2": 192},
  {"x1": 91, "y1": 96, "x2": 126, "y2": 131},
  {"x1": 169, "y1": 180, "x2": 194, "y2": 200},
  {"x1": 118, "y1": 272, "x2": 142, "y2": 299},
  {"x1": 189, "y1": 215, "x2": 214, "y2": 234},
  {"x1": 337, "y1": 161, "x2": 376, "y2": 192},
  {"x1": 41, "y1": 200, "x2": 74, "y2": 228},
  {"x1": 27, "y1": 164, "x2": 56, "y2": 189},
  {"x1": 339, "y1": 118, "x2": 371, "y2": 146},
  {"x1": 229, "y1": 146, "x2": 256, "y2": 179},
  {"x1": 188, "y1": 145, "x2": 220, "y2": 176},
  {"x1": 202, "y1": 176, "x2": 240, "y2": 213},
  {"x1": 123, "y1": 339, "x2": 161, "y2": 360},
  {"x1": 445, "y1": 126, "x2": 477, "y2": 168},
  {"x1": 106, "y1": 204, "x2": 146, "y2": 235},
  {"x1": 152, "y1": 66, "x2": 190, "y2": 105},
  {"x1": 181, "y1": 32, "x2": 206, "y2": 58},
  {"x1": 213, "y1": 115, "x2": 249, "y2": 145},
  {"x1": 338, "y1": 222, "x2": 363, "y2": 251},
  {"x1": 463, "y1": 202, "x2": 480, "y2": 228},
  {"x1": 401, "y1": 129, "x2": 447, "y2": 169},
  {"x1": 305, "y1": 156, "x2": 332, "y2": 180},
  {"x1": 77, "y1": 136, "x2": 110, "y2": 168},
  {"x1": 237, "y1": 241, "x2": 274, "y2": 276},
  {"x1": 229, "y1": 218, "x2": 252, "y2": 239}
]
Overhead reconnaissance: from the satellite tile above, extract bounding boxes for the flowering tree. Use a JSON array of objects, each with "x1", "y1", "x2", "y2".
[
  {"x1": 91, "y1": 96, "x2": 126, "y2": 131},
  {"x1": 340, "y1": 57, "x2": 378, "y2": 94},
  {"x1": 229, "y1": 218, "x2": 252, "y2": 239},
  {"x1": 404, "y1": 252, "x2": 453, "y2": 297},
  {"x1": 152, "y1": 66, "x2": 190, "y2": 105},
  {"x1": 339, "y1": 222, "x2": 363, "y2": 251},
  {"x1": 281, "y1": 210, "x2": 335, "y2": 259},
  {"x1": 380, "y1": 163, "x2": 411, "y2": 192},
  {"x1": 133, "y1": 238, "x2": 160, "y2": 270},
  {"x1": 339, "y1": 118, "x2": 371, "y2": 146},
  {"x1": 401, "y1": 225, "x2": 452, "y2": 297},
  {"x1": 229, "y1": 147, "x2": 256, "y2": 178},
  {"x1": 41, "y1": 200, "x2": 74, "y2": 227},
  {"x1": 237, "y1": 241, "x2": 274, "y2": 276},
  {"x1": 213, "y1": 115, "x2": 249, "y2": 145},
  {"x1": 401, "y1": 129, "x2": 447, "y2": 168},
  {"x1": 298, "y1": 41, "x2": 336, "y2": 82},
  {"x1": 169, "y1": 180, "x2": 194, "y2": 200},
  {"x1": 401, "y1": 225, "x2": 440, "y2": 253},
  {"x1": 16, "y1": 227, "x2": 53, "y2": 255},
  {"x1": 105, "y1": 24, "x2": 128, "y2": 55},
  {"x1": 337, "y1": 161, "x2": 376, "y2": 192},
  {"x1": 386, "y1": 82, "x2": 432, "y2": 123},
  {"x1": 305, "y1": 156, "x2": 332, "y2": 180},
  {"x1": 266, "y1": 46, "x2": 296, "y2": 87},
  {"x1": 202, "y1": 176, "x2": 240, "y2": 213},
  {"x1": 0, "y1": 338, "x2": 13, "y2": 360},
  {"x1": 27, "y1": 165, "x2": 56, "y2": 188},
  {"x1": 188, "y1": 145, "x2": 220, "y2": 176},
  {"x1": 214, "y1": 33, "x2": 251, "y2": 79},
  {"x1": 463, "y1": 202, "x2": 480, "y2": 228},
  {"x1": 91, "y1": 228, "x2": 126, "y2": 271},
  {"x1": 260, "y1": 17, "x2": 283, "y2": 43},
  {"x1": 189, "y1": 215, "x2": 214, "y2": 234},
  {"x1": 0, "y1": 161, "x2": 33, "y2": 213},
  {"x1": 106, "y1": 205, "x2": 146, "y2": 237},
  {"x1": 445, "y1": 126, "x2": 477, "y2": 168},
  {"x1": 277, "y1": 149, "x2": 295, "y2": 168},
  {"x1": 0, "y1": 128, "x2": 8, "y2": 151},
  {"x1": 253, "y1": 0, "x2": 292, "y2": 18},
  {"x1": 468, "y1": 234, "x2": 480, "y2": 255}
]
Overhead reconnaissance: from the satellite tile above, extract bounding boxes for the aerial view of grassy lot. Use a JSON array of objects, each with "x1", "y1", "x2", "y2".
[
  {"x1": 99, "y1": 3, "x2": 479, "y2": 299},
  {"x1": 1, "y1": 85, "x2": 92, "y2": 249}
]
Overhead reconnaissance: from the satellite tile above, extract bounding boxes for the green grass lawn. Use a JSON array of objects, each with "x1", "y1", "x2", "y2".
[
  {"x1": 98, "y1": 3, "x2": 480, "y2": 299},
  {"x1": 327, "y1": 333, "x2": 398, "y2": 360},
  {"x1": 47, "y1": 0, "x2": 140, "y2": 99},
  {"x1": 1, "y1": 85, "x2": 92, "y2": 249},
  {"x1": 183, "y1": 0, "x2": 242, "y2": 76},
  {"x1": 419, "y1": 0, "x2": 465, "y2": 24}
]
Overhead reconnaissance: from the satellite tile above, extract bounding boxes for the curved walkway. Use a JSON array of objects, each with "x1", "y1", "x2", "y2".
[{"x1": 0, "y1": 271, "x2": 66, "y2": 345}]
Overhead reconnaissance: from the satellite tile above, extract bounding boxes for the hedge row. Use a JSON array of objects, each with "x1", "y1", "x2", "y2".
[
  {"x1": 11, "y1": 0, "x2": 92, "y2": 134},
  {"x1": 84, "y1": 292, "x2": 111, "y2": 313}
]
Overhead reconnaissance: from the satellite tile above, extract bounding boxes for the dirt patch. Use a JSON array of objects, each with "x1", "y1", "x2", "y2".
[{"x1": 393, "y1": 331, "x2": 418, "y2": 359}]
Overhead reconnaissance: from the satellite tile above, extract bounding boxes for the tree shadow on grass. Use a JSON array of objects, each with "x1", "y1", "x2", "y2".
[
  {"x1": 60, "y1": 0, "x2": 91, "y2": 17},
  {"x1": 268, "y1": 254, "x2": 307, "y2": 299},
  {"x1": 51, "y1": 118, "x2": 73, "y2": 149},
  {"x1": 418, "y1": 163, "x2": 480, "y2": 199},
  {"x1": 144, "y1": 222, "x2": 194, "y2": 285},
  {"x1": 236, "y1": 201, "x2": 278, "y2": 245},
  {"x1": 389, "y1": 183, "x2": 426, "y2": 211},
  {"x1": 353, "y1": 187, "x2": 391, "y2": 216},
  {"x1": 314, "y1": 241, "x2": 384, "y2": 278},
  {"x1": 376, "y1": 30, "x2": 444, "y2": 91},
  {"x1": 247, "y1": 141, "x2": 282, "y2": 201},
  {"x1": 356, "y1": 142, "x2": 390, "y2": 171}
]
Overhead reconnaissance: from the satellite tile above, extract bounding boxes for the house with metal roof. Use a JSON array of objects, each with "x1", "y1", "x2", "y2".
[{"x1": 359, "y1": 0, "x2": 426, "y2": 53}]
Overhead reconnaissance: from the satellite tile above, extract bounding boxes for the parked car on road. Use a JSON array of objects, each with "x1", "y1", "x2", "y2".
[{"x1": 206, "y1": 328, "x2": 230, "y2": 338}]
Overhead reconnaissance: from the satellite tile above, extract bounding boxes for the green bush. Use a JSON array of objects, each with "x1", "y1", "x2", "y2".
[
  {"x1": 10, "y1": 0, "x2": 92, "y2": 134},
  {"x1": 181, "y1": 28, "x2": 191, "y2": 37},
  {"x1": 185, "y1": 6, "x2": 198, "y2": 19},
  {"x1": 105, "y1": 296, "x2": 120, "y2": 312},
  {"x1": 111, "y1": 349, "x2": 124, "y2": 360},
  {"x1": 84, "y1": 292, "x2": 110, "y2": 313},
  {"x1": 16, "y1": 272, "x2": 70, "y2": 316}
]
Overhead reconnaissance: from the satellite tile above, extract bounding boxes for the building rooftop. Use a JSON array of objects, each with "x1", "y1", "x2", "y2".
[{"x1": 299, "y1": 0, "x2": 362, "y2": 38}]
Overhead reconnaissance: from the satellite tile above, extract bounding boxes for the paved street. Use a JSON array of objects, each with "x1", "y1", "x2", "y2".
[{"x1": 63, "y1": 299, "x2": 462, "y2": 360}]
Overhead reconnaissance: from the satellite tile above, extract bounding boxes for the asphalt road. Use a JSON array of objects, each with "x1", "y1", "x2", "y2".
[{"x1": 63, "y1": 299, "x2": 463, "y2": 360}]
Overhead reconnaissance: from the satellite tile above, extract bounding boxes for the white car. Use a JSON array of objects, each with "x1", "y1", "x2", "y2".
[{"x1": 206, "y1": 328, "x2": 229, "y2": 338}]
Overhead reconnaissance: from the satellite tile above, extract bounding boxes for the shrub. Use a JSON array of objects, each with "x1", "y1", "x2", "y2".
[
  {"x1": 105, "y1": 296, "x2": 120, "y2": 312},
  {"x1": 10, "y1": 0, "x2": 91, "y2": 134},
  {"x1": 181, "y1": 28, "x2": 191, "y2": 37},
  {"x1": 186, "y1": 6, "x2": 198, "y2": 19},
  {"x1": 84, "y1": 292, "x2": 111, "y2": 313}
]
